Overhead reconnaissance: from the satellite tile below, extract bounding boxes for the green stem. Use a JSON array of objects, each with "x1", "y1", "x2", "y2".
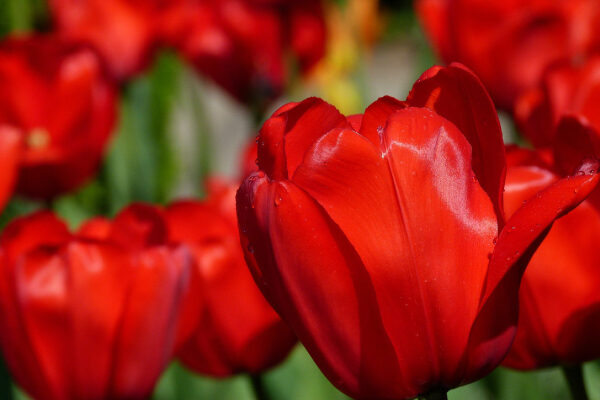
[
  {"x1": 250, "y1": 374, "x2": 273, "y2": 400},
  {"x1": 563, "y1": 365, "x2": 589, "y2": 400}
]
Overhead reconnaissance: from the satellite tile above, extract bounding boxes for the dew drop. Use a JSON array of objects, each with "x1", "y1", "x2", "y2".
[
  {"x1": 274, "y1": 196, "x2": 283, "y2": 206},
  {"x1": 247, "y1": 244, "x2": 255, "y2": 254},
  {"x1": 575, "y1": 158, "x2": 600, "y2": 176}
]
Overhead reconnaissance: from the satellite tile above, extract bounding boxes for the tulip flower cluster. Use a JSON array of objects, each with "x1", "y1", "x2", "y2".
[
  {"x1": 1, "y1": 1, "x2": 600, "y2": 400},
  {"x1": 0, "y1": 183, "x2": 297, "y2": 399},
  {"x1": 414, "y1": 0, "x2": 600, "y2": 398},
  {"x1": 49, "y1": 0, "x2": 326, "y2": 103}
]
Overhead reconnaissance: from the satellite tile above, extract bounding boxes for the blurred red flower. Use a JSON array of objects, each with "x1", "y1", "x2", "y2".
[
  {"x1": 515, "y1": 56, "x2": 600, "y2": 148},
  {"x1": 161, "y1": 0, "x2": 326, "y2": 105},
  {"x1": 0, "y1": 35, "x2": 117, "y2": 199},
  {"x1": 501, "y1": 147, "x2": 600, "y2": 369},
  {"x1": 0, "y1": 126, "x2": 22, "y2": 212},
  {"x1": 236, "y1": 64, "x2": 600, "y2": 399},
  {"x1": 49, "y1": 0, "x2": 160, "y2": 80},
  {"x1": 0, "y1": 206, "x2": 200, "y2": 400},
  {"x1": 416, "y1": 0, "x2": 600, "y2": 110},
  {"x1": 166, "y1": 179, "x2": 296, "y2": 377}
]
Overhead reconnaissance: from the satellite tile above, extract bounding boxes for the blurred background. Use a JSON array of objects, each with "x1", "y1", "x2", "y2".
[{"x1": 0, "y1": 0, "x2": 598, "y2": 399}]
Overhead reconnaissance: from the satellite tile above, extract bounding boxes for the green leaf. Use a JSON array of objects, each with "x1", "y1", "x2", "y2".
[{"x1": 101, "y1": 51, "x2": 183, "y2": 214}]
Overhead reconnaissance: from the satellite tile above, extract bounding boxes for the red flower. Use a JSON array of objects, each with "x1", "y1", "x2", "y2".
[
  {"x1": 515, "y1": 56, "x2": 600, "y2": 148},
  {"x1": 501, "y1": 147, "x2": 600, "y2": 369},
  {"x1": 236, "y1": 64, "x2": 600, "y2": 399},
  {"x1": 0, "y1": 206, "x2": 201, "y2": 400},
  {"x1": 0, "y1": 35, "x2": 117, "y2": 199},
  {"x1": 416, "y1": 0, "x2": 600, "y2": 110},
  {"x1": 0, "y1": 126, "x2": 22, "y2": 212},
  {"x1": 49, "y1": 0, "x2": 160, "y2": 80},
  {"x1": 166, "y1": 179, "x2": 296, "y2": 376},
  {"x1": 160, "y1": 0, "x2": 326, "y2": 105}
]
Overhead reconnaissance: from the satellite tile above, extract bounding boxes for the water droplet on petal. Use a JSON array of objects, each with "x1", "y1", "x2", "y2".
[{"x1": 575, "y1": 158, "x2": 600, "y2": 176}]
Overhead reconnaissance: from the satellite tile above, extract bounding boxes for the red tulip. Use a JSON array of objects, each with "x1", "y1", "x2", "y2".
[
  {"x1": 501, "y1": 146, "x2": 600, "y2": 369},
  {"x1": 515, "y1": 55, "x2": 600, "y2": 148},
  {"x1": 165, "y1": 180, "x2": 296, "y2": 376},
  {"x1": 49, "y1": 0, "x2": 160, "y2": 80},
  {"x1": 0, "y1": 35, "x2": 118, "y2": 199},
  {"x1": 0, "y1": 126, "x2": 22, "y2": 212},
  {"x1": 160, "y1": 0, "x2": 326, "y2": 104},
  {"x1": 0, "y1": 206, "x2": 201, "y2": 400},
  {"x1": 416, "y1": 0, "x2": 600, "y2": 110},
  {"x1": 236, "y1": 63, "x2": 600, "y2": 399}
]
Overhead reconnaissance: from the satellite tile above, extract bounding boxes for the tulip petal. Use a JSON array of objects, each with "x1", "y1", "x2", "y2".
[
  {"x1": 553, "y1": 115, "x2": 600, "y2": 175},
  {"x1": 77, "y1": 217, "x2": 112, "y2": 240},
  {"x1": 415, "y1": 0, "x2": 453, "y2": 62},
  {"x1": 12, "y1": 250, "x2": 70, "y2": 400},
  {"x1": 237, "y1": 175, "x2": 406, "y2": 398},
  {"x1": 110, "y1": 245, "x2": 196, "y2": 398},
  {"x1": 346, "y1": 114, "x2": 362, "y2": 132},
  {"x1": 109, "y1": 203, "x2": 168, "y2": 250},
  {"x1": 465, "y1": 162, "x2": 600, "y2": 378},
  {"x1": 407, "y1": 63, "x2": 506, "y2": 228},
  {"x1": 293, "y1": 107, "x2": 497, "y2": 390},
  {"x1": 556, "y1": 301, "x2": 600, "y2": 365},
  {"x1": 358, "y1": 96, "x2": 406, "y2": 145},
  {"x1": 65, "y1": 242, "x2": 132, "y2": 399},
  {"x1": 166, "y1": 200, "x2": 294, "y2": 376},
  {"x1": 505, "y1": 145, "x2": 553, "y2": 170},
  {"x1": 501, "y1": 163, "x2": 600, "y2": 369},
  {"x1": 257, "y1": 97, "x2": 348, "y2": 179},
  {"x1": 47, "y1": 50, "x2": 98, "y2": 141},
  {"x1": 0, "y1": 252, "x2": 57, "y2": 400},
  {"x1": 0, "y1": 211, "x2": 70, "y2": 263},
  {"x1": 0, "y1": 126, "x2": 21, "y2": 211},
  {"x1": 514, "y1": 88, "x2": 554, "y2": 148}
]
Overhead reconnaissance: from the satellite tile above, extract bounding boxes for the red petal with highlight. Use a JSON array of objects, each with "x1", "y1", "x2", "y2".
[
  {"x1": 293, "y1": 107, "x2": 497, "y2": 392},
  {"x1": 407, "y1": 63, "x2": 506, "y2": 227}
]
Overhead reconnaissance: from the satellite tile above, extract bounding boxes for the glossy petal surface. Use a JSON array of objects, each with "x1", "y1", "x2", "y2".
[
  {"x1": 293, "y1": 107, "x2": 497, "y2": 393},
  {"x1": 407, "y1": 63, "x2": 506, "y2": 226}
]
